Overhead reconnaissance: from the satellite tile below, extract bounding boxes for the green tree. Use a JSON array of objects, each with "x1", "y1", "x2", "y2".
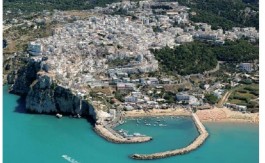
[{"x1": 204, "y1": 93, "x2": 218, "y2": 104}]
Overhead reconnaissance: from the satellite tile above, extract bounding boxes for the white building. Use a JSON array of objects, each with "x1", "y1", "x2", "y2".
[
  {"x1": 109, "y1": 109, "x2": 116, "y2": 119},
  {"x1": 175, "y1": 34, "x2": 193, "y2": 43},
  {"x1": 240, "y1": 63, "x2": 253, "y2": 73},
  {"x1": 124, "y1": 96, "x2": 137, "y2": 103},
  {"x1": 176, "y1": 93, "x2": 190, "y2": 101}
]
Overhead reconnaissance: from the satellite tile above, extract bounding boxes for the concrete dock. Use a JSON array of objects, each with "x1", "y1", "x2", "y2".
[{"x1": 94, "y1": 124, "x2": 152, "y2": 144}]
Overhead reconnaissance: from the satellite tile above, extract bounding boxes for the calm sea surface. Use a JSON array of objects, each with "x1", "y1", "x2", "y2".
[{"x1": 3, "y1": 85, "x2": 259, "y2": 163}]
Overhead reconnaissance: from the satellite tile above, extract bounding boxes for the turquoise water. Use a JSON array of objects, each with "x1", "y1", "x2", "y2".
[{"x1": 3, "y1": 85, "x2": 259, "y2": 163}]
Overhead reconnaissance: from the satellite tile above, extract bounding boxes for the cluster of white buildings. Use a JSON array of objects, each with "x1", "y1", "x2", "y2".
[
  {"x1": 226, "y1": 27, "x2": 259, "y2": 42},
  {"x1": 24, "y1": 0, "x2": 258, "y2": 111}
]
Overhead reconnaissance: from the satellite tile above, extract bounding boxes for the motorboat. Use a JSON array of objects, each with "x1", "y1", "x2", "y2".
[{"x1": 56, "y1": 113, "x2": 63, "y2": 118}]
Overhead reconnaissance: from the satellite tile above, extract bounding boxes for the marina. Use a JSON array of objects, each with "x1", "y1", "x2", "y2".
[{"x1": 131, "y1": 113, "x2": 208, "y2": 159}]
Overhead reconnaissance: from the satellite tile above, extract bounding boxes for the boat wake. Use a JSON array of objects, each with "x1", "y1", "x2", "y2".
[{"x1": 62, "y1": 155, "x2": 79, "y2": 163}]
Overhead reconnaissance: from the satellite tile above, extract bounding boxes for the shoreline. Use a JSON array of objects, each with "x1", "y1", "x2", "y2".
[
  {"x1": 123, "y1": 107, "x2": 258, "y2": 124},
  {"x1": 201, "y1": 118, "x2": 259, "y2": 124},
  {"x1": 196, "y1": 107, "x2": 259, "y2": 124},
  {"x1": 123, "y1": 108, "x2": 191, "y2": 118}
]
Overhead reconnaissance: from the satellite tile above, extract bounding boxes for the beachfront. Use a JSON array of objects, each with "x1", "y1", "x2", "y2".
[
  {"x1": 196, "y1": 107, "x2": 259, "y2": 123},
  {"x1": 124, "y1": 108, "x2": 191, "y2": 117}
]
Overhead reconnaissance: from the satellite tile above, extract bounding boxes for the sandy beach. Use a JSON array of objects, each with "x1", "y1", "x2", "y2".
[
  {"x1": 196, "y1": 107, "x2": 259, "y2": 124},
  {"x1": 124, "y1": 107, "x2": 258, "y2": 124},
  {"x1": 123, "y1": 108, "x2": 191, "y2": 117}
]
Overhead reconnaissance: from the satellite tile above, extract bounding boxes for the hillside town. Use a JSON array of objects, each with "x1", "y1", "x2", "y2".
[{"x1": 4, "y1": 0, "x2": 259, "y2": 120}]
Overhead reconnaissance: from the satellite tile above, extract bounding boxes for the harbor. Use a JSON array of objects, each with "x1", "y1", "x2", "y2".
[
  {"x1": 93, "y1": 107, "x2": 209, "y2": 159},
  {"x1": 131, "y1": 113, "x2": 208, "y2": 160},
  {"x1": 94, "y1": 108, "x2": 191, "y2": 144}
]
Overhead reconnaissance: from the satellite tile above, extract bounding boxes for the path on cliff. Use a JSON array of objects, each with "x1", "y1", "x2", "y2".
[
  {"x1": 204, "y1": 61, "x2": 221, "y2": 74},
  {"x1": 217, "y1": 91, "x2": 232, "y2": 108}
]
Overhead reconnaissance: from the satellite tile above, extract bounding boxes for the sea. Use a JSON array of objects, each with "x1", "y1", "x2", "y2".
[{"x1": 3, "y1": 85, "x2": 259, "y2": 163}]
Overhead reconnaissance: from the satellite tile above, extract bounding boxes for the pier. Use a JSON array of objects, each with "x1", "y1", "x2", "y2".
[
  {"x1": 131, "y1": 113, "x2": 209, "y2": 160},
  {"x1": 94, "y1": 124, "x2": 152, "y2": 144}
]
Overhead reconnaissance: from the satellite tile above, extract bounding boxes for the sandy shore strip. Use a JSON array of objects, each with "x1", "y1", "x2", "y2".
[
  {"x1": 131, "y1": 113, "x2": 208, "y2": 160},
  {"x1": 196, "y1": 107, "x2": 259, "y2": 124},
  {"x1": 94, "y1": 125, "x2": 152, "y2": 144},
  {"x1": 124, "y1": 108, "x2": 191, "y2": 117}
]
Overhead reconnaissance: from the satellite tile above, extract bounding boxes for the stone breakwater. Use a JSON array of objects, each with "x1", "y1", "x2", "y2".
[
  {"x1": 94, "y1": 125, "x2": 152, "y2": 144},
  {"x1": 131, "y1": 113, "x2": 209, "y2": 160}
]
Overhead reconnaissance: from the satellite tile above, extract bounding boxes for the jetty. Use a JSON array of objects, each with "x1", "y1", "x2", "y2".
[
  {"x1": 94, "y1": 124, "x2": 152, "y2": 144},
  {"x1": 131, "y1": 113, "x2": 209, "y2": 160}
]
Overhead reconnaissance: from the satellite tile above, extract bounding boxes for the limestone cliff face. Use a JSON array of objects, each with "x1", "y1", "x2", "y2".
[
  {"x1": 10, "y1": 58, "x2": 97, "y2": 120},
  {"x1": 26, "y1": 75, "x2": 57, "y2": 113},
  {"x1": 10, "y1": 58, "x2": 41, "y2": 95}
]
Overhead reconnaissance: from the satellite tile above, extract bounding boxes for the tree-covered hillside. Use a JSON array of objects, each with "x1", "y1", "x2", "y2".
[
  {"x1": 152, "y1": 40, "x2": 258, "y2": 75},
  {"x1": 178, "y1": 0, "x2": 259, "y2": 30},
  {"x1": 151, "y1": 42, "x2": 218, "y2": 75},
  {"x1": 3, "y1": 0, "x2": 121, "y2": 12}
]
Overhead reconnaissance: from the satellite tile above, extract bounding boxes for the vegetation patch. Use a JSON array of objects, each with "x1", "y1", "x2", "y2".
[
  {"x1": 152, "y1": 42, "x2": 217, "y2": 75},
  {"x1": 152, "y1": 40, "x2": 258, "y2": 76},
  {"x1": 228, "y1": 84, "x2": 259, "y2": 109},
  {"x1": 178, "y1": 0, "x2": 259, "y2": 30},
  {"x1": 204, "y1": 93, "x2": 218, "y2": 104},
  {"x1": 4, "y1": 0, "x2": 121, "y2": 13}
]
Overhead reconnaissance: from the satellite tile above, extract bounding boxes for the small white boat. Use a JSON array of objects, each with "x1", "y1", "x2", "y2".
[
  {"x1": 133, "y1": 133, "x2": 141, "y2": 136},
  {"x1": 56, "y1": 113, "x2": 63, "y2": 118}
]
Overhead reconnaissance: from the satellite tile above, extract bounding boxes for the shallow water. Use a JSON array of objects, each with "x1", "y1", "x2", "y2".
[{"x1": 3, "y1": 85, "x2": 258, "y2": 163}]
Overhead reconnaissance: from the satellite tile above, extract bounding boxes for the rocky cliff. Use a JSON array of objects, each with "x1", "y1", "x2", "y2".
[
  {"x1": 9, "y1": 58, "x2": 41, "y2": 95},
  {"x1": 9, "y1": 57, "x2": 97, "y2": 121}
]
